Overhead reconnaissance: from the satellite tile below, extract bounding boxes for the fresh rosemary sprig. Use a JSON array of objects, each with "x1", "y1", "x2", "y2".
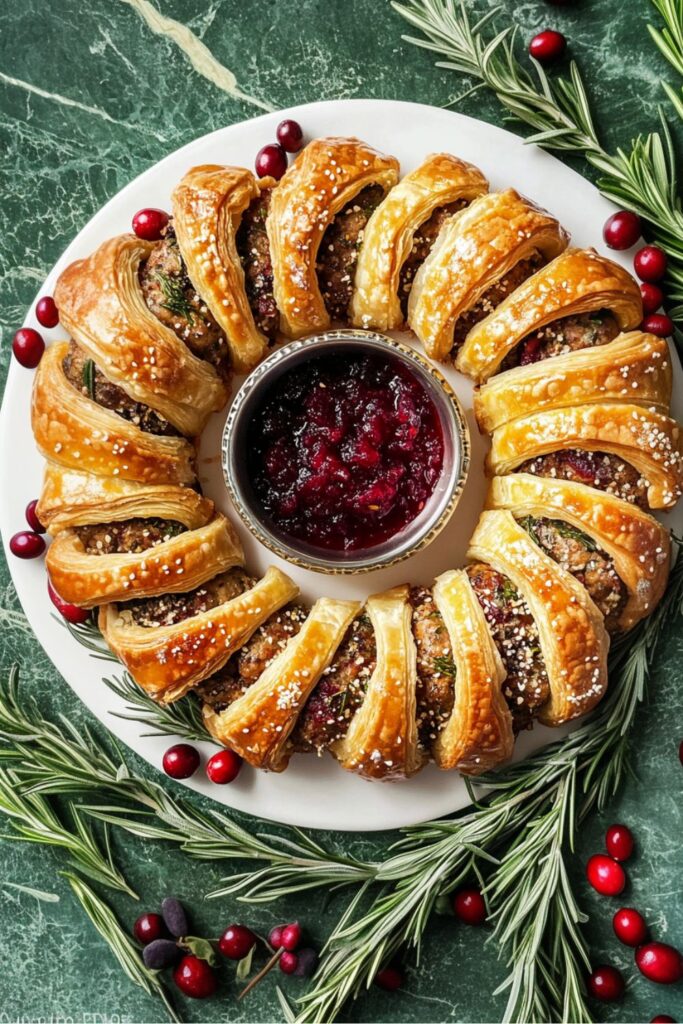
[
  {"x1": 156, "y1": 271, "x2": 195, "y2": 324},
  {"x1": 649, "y1": 0, "x2": 683, "y2": 118},
  {"x1": 103, "y1": 671, "x2": 211, "y2": 743},
  {"x1": 82, "y1": 358, "x2": 96, "y2": 400}
]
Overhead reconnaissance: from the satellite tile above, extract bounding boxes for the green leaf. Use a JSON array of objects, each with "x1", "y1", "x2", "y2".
[
  {"x1": 236, "y1": 942, "x2": 256, "y2": 980},
  {"x1": 82, "y1": 359, "x2": 96, "y2": 400},
  {"x1": 181, "y1": 935, "x2": 217, "y2": 965}
]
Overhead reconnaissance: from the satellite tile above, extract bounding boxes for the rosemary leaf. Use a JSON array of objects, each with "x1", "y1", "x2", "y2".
[
  {"x1": 82, "y1": 359, "x2": 96, "y2": 400},
  {"x1": 156, "y1": 271, "x2": 195, "y2": 324}
]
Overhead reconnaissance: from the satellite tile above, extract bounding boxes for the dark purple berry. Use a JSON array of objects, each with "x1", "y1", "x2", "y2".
[
  {"x1": 161, "y1": 896, "x2": 189, "y2": 938},
  {"x1": 143, "y1": 938, "x2": 182, "y2": 969}
]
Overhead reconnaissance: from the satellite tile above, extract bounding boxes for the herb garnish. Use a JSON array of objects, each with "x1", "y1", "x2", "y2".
[
  {"x1": 82, "y1": 359, "x2": 96, "y2": 400},
  {"x1": 155, "y1": 271, "x2": 195, "y2": 324}
]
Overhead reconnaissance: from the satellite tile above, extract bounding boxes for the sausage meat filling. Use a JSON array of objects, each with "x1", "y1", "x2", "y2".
[
  {"x1": 317, "y1": 185, "x2": 385, "y2": 321},
  {"x1": 518, "y1": 449, "x2": 650, "y2": 510}
]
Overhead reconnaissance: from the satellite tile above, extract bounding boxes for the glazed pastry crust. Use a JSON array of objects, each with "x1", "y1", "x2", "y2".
[
  {"x1": 350, "y1": 154, "x2": 488, "y2": 331},
  {"x1": 333, "y1": 586, "x2": 424, "y2": 781},
  {"x1": 487, "y1": 474, "x2": 671, "y2": 631},
  {"x1": 267, "y1": 136, "x2": 400, "y2": 338},
  {"x1": 475, "y1": 331, "x2": 672, "y2": 434},
  {"x1": 458, "y1": 247, "x2": 643, "y2": 382},
  {"x1": 432, "y1": 570, "x2": 513, "y2": 774},
  {"x1": 408, "y1": 189, "x2": 569, "y2": 362},
  {"x1": 172, "y1": 164, "x2": 270, "y2": 372},
  {"x1": 54, "y1": 236, "x2": 227, "y2": 436},
  {"x1": 36, "y1": 465, "x2": 213, "y2": 535},
  {"x1": 203, "y1": 597, "x2": 361, "y2": 772},
  {"x1": 47, "y1": 514, "x2": 243, "y2": 609},
  {"x1": 487, "y1": 403, "x2": 683, "y2": 509},
  {"x1": 467, "y1": 510, "x2": 609, "y2": 726},
  {"x1": 99, "y1": 566, "x2": 298, "y2": 703},
  {"x1": 32, "y1": 343, "x2": 196, "y2": 486}
]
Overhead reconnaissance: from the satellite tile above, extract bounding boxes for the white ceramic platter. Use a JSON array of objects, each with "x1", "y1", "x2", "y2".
[{"x1": 2, "y1": 99, "x2": 681, "y2": 831}]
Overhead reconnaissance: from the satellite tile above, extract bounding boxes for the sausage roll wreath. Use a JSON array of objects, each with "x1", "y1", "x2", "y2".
[{"x1": 30, "y1": 135, "x2": 683, "y2": 781}]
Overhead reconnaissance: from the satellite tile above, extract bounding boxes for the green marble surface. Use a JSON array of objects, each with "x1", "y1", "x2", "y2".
[{"x1": 1, "y1": 1, "x2": 683, "y2": 1021}]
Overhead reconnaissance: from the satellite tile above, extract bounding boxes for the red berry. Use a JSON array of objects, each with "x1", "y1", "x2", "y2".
[
  {"x1": 219, "y1": 924, "x2": 256, "y2": 960},
  {"x1": 651, "y1": 1016, "x2": 676, "y2": 1022},
  {"x1": 587, "y1": 964, "x2": 625, "y2": 1001},
  {"x1": 132, "y1": 207, "x2": 169, "y2": 241},
  {"x1": 281, "y1": 922, "x2": 302, "y2": 952},
  {"x1": 12, "y1": 328, "x2": 45, "y2": 369},
  {"x1": 35, "y1": 296, "x2": 59, "y2": 328},
  {"x1": 603, "y1": 210, "x2": 642, "y2": 250},
  {"x1": 134, "y1": 912, "x2": 167, "y2": 945},
  {"x1": 255, "y1": 143, "x2": 288, "y2": 180},
  {"x1": 206, "y1": 748, "x2": 242, "y2": 785},
  {"x1": 640, "y1": 282, "x2": 664, "y2": 315},
  {"x1": 25, "y1": 499, "x2": 46, "y2": 534},
  {"x1": 162, "y1": 743, "x2": 200, "y2": 780},
  {"x1": 47, "y1": 579, "x2": 90, "y2": 624},
  {"x1": 453, "y1": 887, "x2": 487, "y2": 925},
  {"x1": 173, "y1": 954, "x2": 217, "y2": 998},
  {"x1": 269, "y1": 924, "x2": 284, "y2": 949},
  {"x1": 276, "y1": 119, "x2": 304, "y2": 153},
  {"x1": 279, "y1": 951, "x2": 299, "y2": 974},
  {"x1": 636, "y1": 943, "x2": 683, "y2": 985},
  {"x1": 10, "y1": 531, "x2": 45, "y2": 559},
  {"x1": 375, "y1": 966, "x2": 403, "y2": 991},
  {"x1": 586, "y1": 854, "x2": 626, "y2": 896},
  {"x1": 613, "y1": 907, "x2": 648, "y2": 947},
  {"x1": 529, "y1": 29, "x2": 567, "y2": 62},
  {"x1": 642, "y1": 314, "x2": 674, "y2": 338},
  {"x1": 635, "y1": 245, "x2": 668, "y2": 282},
  {"x1": 606, "y1": 824, "x2": 635, "y2": 862}
]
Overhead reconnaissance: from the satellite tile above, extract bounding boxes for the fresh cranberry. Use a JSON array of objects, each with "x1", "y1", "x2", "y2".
[
  {"x1": 613, "y1": 908, "x2": 648, "y2": 947},
  {"x1": 162, "y1": 743, "x2": 200, "y2": 780},
  {"x1": 47, "y1": 579, "x2": 90, "y2": 624},
  {"x1": 134, "y1": 912, "x2": 167, "y2": 945},
  {"x1": 269, "y1": 924, "x2": 284, "y2": 949},
  {"x1": 642, "y1": 314, "x2": 674, "y2": 338},
  {"x1": 255, "y1": 143, "x2": 288, "y2": 180},
  {"x1": 603, "y1": 210, "x2": 641, "y2": 250},
  {"x1": 279, "y1": 951, "x2": 299, "y2": 974},
  {"x1": 132, "y1": 208, "x2": 169, "y2": 241},
  {"x1": 640, "y1": 282, "x2": 664, "y2": 314},
  {"x1": 606, "y1": 824, "x2": 634, "y2": 862},
  {"x1": 35, "y1": 295, "x2": 59, "y2": 328},
  {"x1": 586, "y1": 854, "x2": 626, "y2": 896},
  {"x1": 529, "y1": 29, "x2": 566, "y2": 62},
  {"x1": 635, "y1": 245, "x2": 668, "y2": 282},
  {"x1": 173, "y1": 955, "x2": 217, "y2": 998},
  {"x1": 281, "y1": 922, "x2": 302, "y2": 951},
  {"x1": 276, "y1": 119, "x2": 304, "y2": 153},
  {"x1": 453, "y1": 887, "x2": 487, "y2": 925},
  {"x1": 651, "y1": 1016, "x2": 676, "y2": 1022},
  {"x1": 636, "y1": 943, "x2": 683, "y2": 985},
  {"x1": 10, "y1": 531, "x2": 45, "y2": 559},
  {"x1": 12, "y1": 328, "x2": 45, "y2": 369},
  {"x1": 206, "y1": 748, "x2": 242, "y2": 784},
  {"x1": 587, "y1": 965, "x2": 625, "y2": 1001},
  {"x1": 375, "y1": 966, "x2": 403, "y2": 991},
  {"x1": 25, "y1": 500, "x2": 46, "y2": 534},
  {"x1": 219, "y1": 924, "x2": 256, "y2": 960}
]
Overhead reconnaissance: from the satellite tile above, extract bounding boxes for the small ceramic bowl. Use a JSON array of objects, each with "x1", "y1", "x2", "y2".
[{"x1": 222, "y1": 330, "x2": 470, "y2": 574}]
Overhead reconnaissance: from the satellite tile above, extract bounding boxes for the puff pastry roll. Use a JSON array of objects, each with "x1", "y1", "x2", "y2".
[
  {"x1": 171, "y1": 164, "x2": 270, "y2": 372},
  {"x1": 332, "y1": 586, "x2": 424, "y2": 781},
  {"x1": 350, "y1": 154, "x2": 488, "y2": 330},
  {"x1": 432, "y1": 570, "x2": 513, "y2": 774},
  {"x1": 46, "y1": 514, "x2": 242, "y2": 610},
  {"x1": 203, "y1": 597, "x2": 360, "y2": 771},
  {"x1": 457, "y1": 247, "x2": 642, "y2": 382},
  {"x1": 32, "y1": 343, "x2": 196, "y2": 486},
  {"x1": 267, "y1": 136, "x2": 399, "y2": 338},
  {"x1": 54, "y1": 236, "x2": 227, "y2": 436},
  {"x1": 475, "y1": 331, "x2": 672, "y2": 434},
  {"x1": 488, "y1": 403, "x2": 683, "y2": 509},
  {"x1": 487, "y1": 474, "x2": 671, "y2": 631},
  {"x1": 99, "y1": 566, "x2": 298, "y2": 702},
  {"x1": 408, "y1": 189, "x2": 569, "y2": 362},
  {"x1": 467, "y1": 511, "x2": 609, "y2": 726}
]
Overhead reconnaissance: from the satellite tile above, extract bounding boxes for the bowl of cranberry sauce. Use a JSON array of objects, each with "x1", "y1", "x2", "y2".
[{"x1": 223, "y1": 331, "x2": 470, "y2": 573}]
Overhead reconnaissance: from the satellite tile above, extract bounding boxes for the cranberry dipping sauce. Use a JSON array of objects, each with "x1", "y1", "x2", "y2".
[{"x1": 223, "y1": 332, "x2": 469, "y2": 572}]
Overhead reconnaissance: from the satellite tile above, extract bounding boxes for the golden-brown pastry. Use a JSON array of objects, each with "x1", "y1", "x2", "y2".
[
  {"x1": 408, "y1": 189, "x2": 569, "y2": 362},
  {"x1": 467, "y1": 511, "x2": 609, "y2": 726},
  {"x1": 457, "y1": 248, "x2": 643, "y2": 381},
  {"x1": 171, "y1": 164, "x2": 270, "y2": 372},
  {"x1": 350, "y1": 154, "x2": 488, "y2": 330},
  {"x1": 203, "y1": 597, "x2": 360, "y2": 771},
  {"x1": 54, "y1": 236, "x2": 227, "y2": 436},
  {"x1": 99, "y1": 566, "x2": 298, "y2": 702},
  {"x1": 267, "y1": 137, "x2": 399, "y2": 338},
  {"x1": 487, "y1": 403, "x2": 683, "y2": 509},
  {"x1": 431, "y1": 570, "x2": 513, "y2": 773},
  {"x1": 32, "y1": 343, "x2": 196, "y2": 486},
  {"x1": 332, "y1": 586, "x2": 424, "y2": 780},
  {"x1": 487, "y1": 474, "x2": 671, "y2": 630},
  {"x1": 475, "y1": 331, "x2": 672, "y2": 434}
]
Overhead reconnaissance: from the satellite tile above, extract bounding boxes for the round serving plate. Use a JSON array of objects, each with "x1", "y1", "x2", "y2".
[{"x1": 2, "y1": 98, "x2": 681, "y2": 832}]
